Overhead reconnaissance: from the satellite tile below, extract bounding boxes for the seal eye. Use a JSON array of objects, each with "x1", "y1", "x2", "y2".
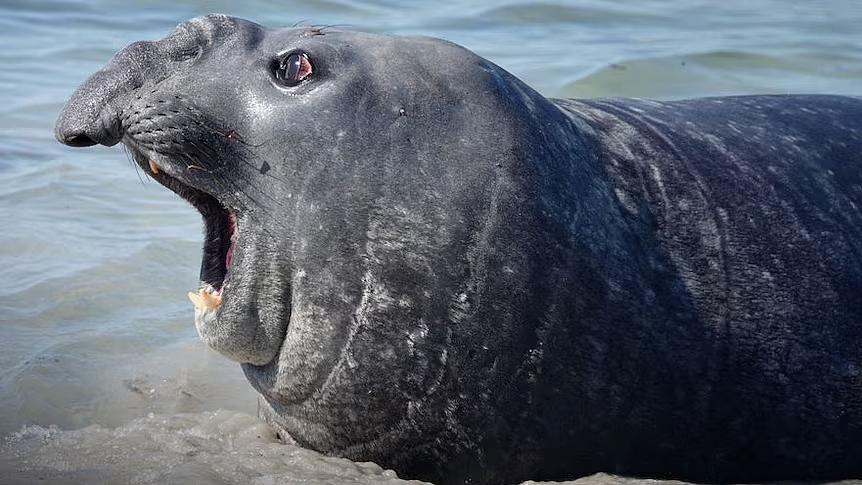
[{"x1": 275, "y1": 51, "x2": 312, "y2": 87}]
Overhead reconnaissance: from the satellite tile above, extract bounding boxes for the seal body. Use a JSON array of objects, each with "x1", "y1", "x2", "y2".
[{"x1": 55, "y1": 15, "x2": 862, "y2": 485}]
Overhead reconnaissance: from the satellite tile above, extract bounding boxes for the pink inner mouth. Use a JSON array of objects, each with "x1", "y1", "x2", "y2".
[{"x1": 226, "y1": 210, "x2": 237, "y2": 270}]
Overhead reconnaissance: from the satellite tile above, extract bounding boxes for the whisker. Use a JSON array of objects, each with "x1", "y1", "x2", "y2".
[
  {"x1": 311, "y1": 23, "x2": 349, "y2": 32},
  {"x1": 123, "y1": 144, "x2": 149, "y2": 186},
  {"x1": 172, "y1": 111, "x2": 293, "y2": 186},
  {"x1": 177, "y1": 150, "x2": 282, "y2": 240},
  {"x1": 175, "y1": 111, "x2": 264, "y2": 148},
  {"x1": 184, "y1": 138, "x2": 291, "y2": 212},
  {"x1": 183, "y1": 139, "x2": 221, "y2": 165},
  {"x1": 210, "y1": 175, "x2": 283, "y2": 241}
]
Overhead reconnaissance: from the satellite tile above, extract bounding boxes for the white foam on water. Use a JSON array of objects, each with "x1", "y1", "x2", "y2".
[
  {"x1": 0, "y1": 410, "x2": 430, "y2": 485},
  {"x1": 4, "y1": 416, "x2": 862, "y2": 485}
]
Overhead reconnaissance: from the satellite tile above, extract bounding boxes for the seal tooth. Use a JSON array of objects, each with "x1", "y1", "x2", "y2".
[
  {"x1": 189, "y1": 291, "x2": 204, "y2": 308},
  {"x1": 188, "y1": 289, "x2": 222, "y2": 310},
  {"x1": 201, "y1": 289, "x2": 222, "y2": 308},
  {"x1": 188, "y1": 291, "x2": 204, "y2": 309},
  {"x1": 148, "y1": 159, "x2": 160, "y2": 174}
]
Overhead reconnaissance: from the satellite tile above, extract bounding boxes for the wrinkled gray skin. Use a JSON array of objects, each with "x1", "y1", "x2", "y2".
[{"x1": 55, "y1": 14, "x2": 862, "y2": 485}]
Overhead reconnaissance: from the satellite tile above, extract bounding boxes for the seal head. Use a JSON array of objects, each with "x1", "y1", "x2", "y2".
[{"x1": 55, "y1": 14, "x2": 590, "y2": 484}]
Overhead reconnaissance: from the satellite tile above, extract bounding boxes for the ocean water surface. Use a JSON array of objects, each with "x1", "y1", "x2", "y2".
[{"x1": 2, "y1": 0, "x2": 862, "y2": 483}]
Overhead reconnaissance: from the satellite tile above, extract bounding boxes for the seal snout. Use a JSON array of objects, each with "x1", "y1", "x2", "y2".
[
  {"x1": 54, "y1": 85, "x2": 126, "y2": 148},
  {"x1": 55, "y1": 14, "x2": 253, "y2": 150},
  {"x1": 54, "y1": 39, "x2": 167, "y2": 149}
]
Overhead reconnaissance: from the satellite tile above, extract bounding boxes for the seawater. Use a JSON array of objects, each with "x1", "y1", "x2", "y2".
[{"x1": 1, "y1": 1, "x2": 861, "y2": 483}]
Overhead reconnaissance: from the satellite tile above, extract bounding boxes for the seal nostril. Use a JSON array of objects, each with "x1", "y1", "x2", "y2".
[{"x1": 62, "y1": 133, "x2": 99, "y2": 147}]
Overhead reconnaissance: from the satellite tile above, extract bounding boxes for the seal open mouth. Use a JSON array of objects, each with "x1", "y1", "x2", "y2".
[{"x1": 129, "y1": 148, "x2": 235, "y2": 311}]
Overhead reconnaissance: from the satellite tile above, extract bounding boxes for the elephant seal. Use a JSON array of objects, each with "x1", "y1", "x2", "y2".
[{"x1": 54, "y1": 14, "x2": 862, "y2": 485}]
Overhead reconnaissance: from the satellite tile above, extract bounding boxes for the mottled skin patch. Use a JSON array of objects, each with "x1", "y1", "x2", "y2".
[{"x1": 55, "y1": 14, "x2": 862, "y2": 485}]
